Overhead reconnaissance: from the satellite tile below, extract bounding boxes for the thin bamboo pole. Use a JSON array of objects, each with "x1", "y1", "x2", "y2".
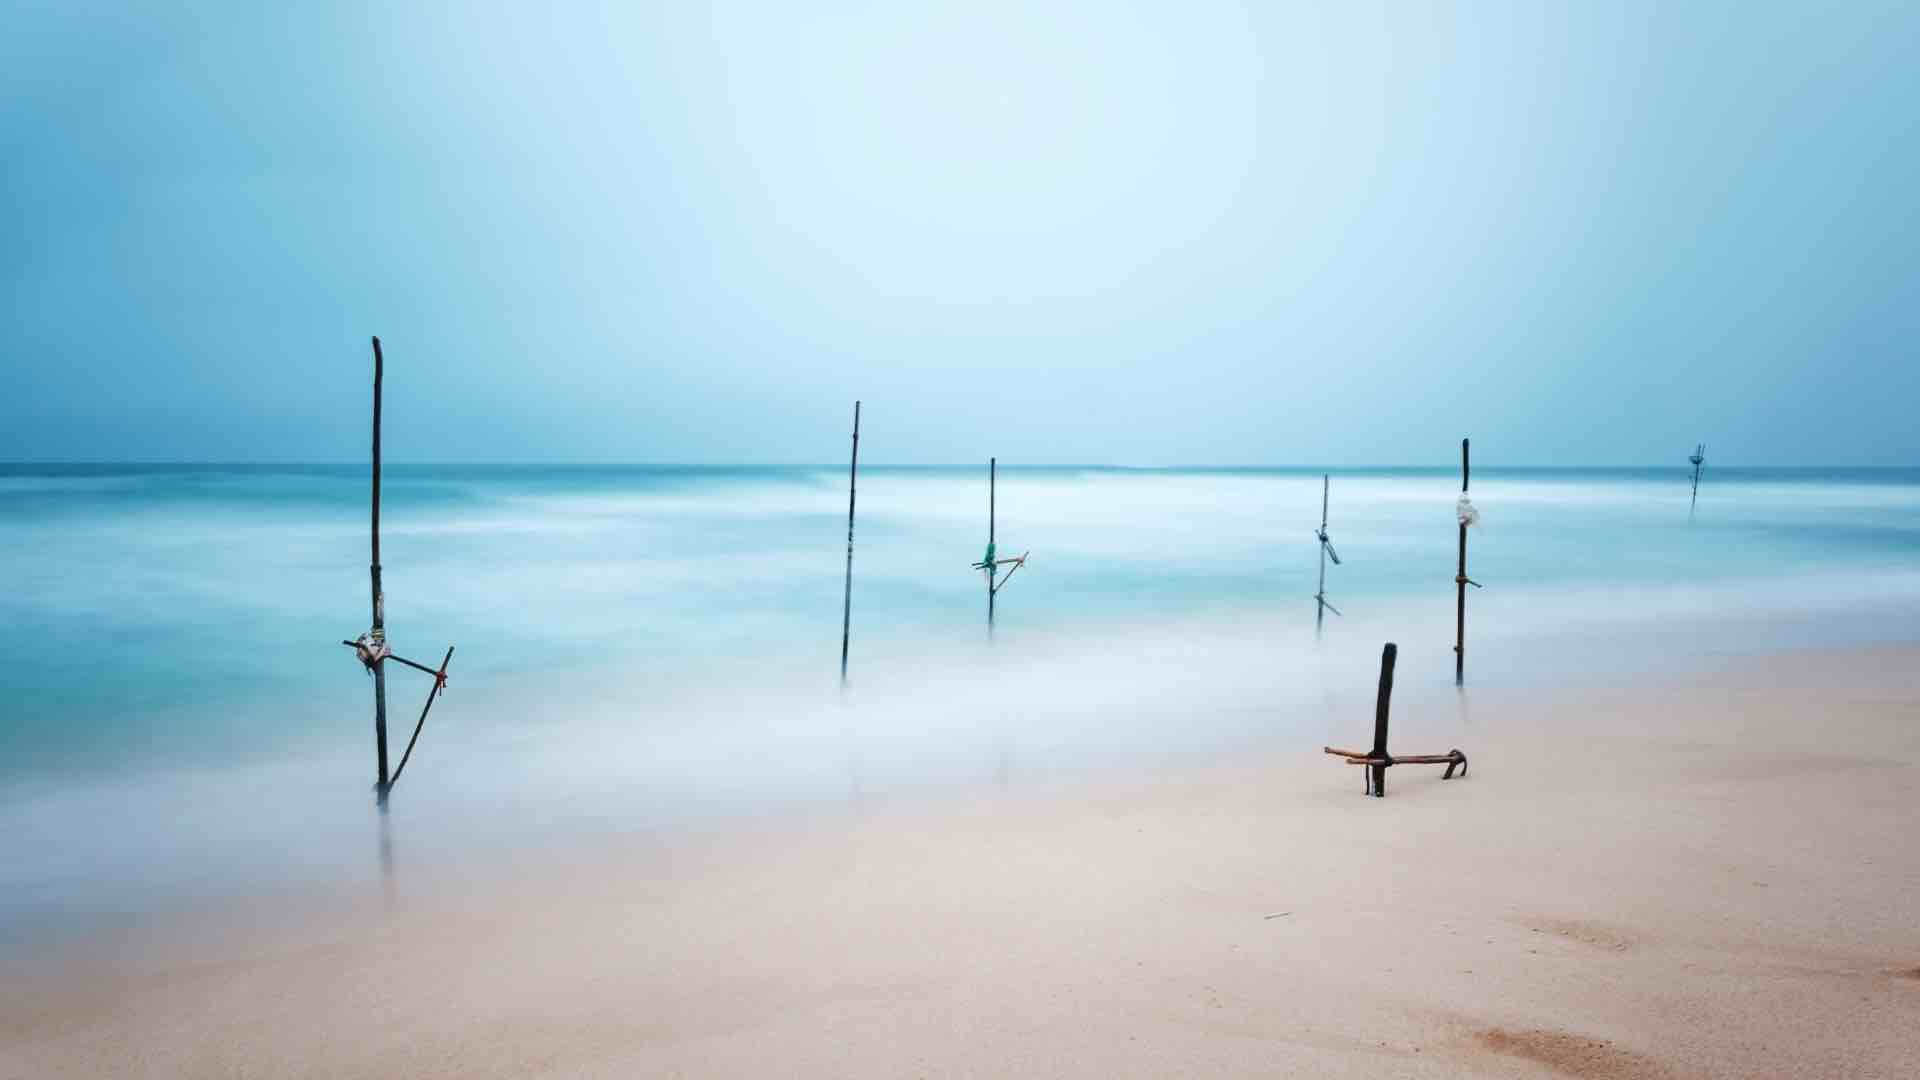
[
  {"x1": 369, "y1": 336, "x2": 389, "y2": 799},
  {"x1": 1316, "y1": 474, "x2": 1331, "y2": 630},
  {"x1": 1689, "y1": 443, "x2": 1706, "y2": 520},
  {"x1": 840, "y1": 401, "x2": 860, "y2": 688},
  {"x1": 1454, "y1": 438, "x2": 1469, "y2": 687},
  {"x1": 987, "y1": 457, "x2": 996, "y2": 636}
]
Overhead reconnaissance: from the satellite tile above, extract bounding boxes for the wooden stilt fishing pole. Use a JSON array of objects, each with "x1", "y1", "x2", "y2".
[
  {"x1": 1324, "y1": 642, "x2": 1467, "y2": 797},
  {"x1": 839, "y1": 402, "x2": 860, "y2": 688},
  {"x1": 1453, "y1": 438, "x2": 1481, "y2": 687},
  {"x1": 339, "y1": 336, "x2": 456, "y2": 802},
  {"x1": 369, "y1": 338, "x2": 389, "y2": 798},
  {"x1": 1314, "y1": 474, "x2": 1341, "y2": 631},
  {"x1": 1688, "y1": 443, "x2": 1706, "y2": 520},
  {"x1": 969, "y1": 457, "x2": 1028, "y2": 636}
]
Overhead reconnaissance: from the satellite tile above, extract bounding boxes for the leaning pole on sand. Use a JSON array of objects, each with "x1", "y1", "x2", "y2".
[
  {"x1": 1453, "y1": 438, "x2": 1482, "y2": 687},
  {"x1": 839, "y1": 401, "x2": 860, "y2": 689},
  {"x1": 339, "y1": 336, "x2": 455, "y2": 803},
  {"x1": 1314, "y1": 474, "x2": 1342, "y2": 632},
  {"x1": 970, "y1": 458, "x2": 1028, "y2": 637}
]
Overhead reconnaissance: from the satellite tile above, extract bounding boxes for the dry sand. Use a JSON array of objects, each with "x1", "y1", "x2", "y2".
[{"x1": 4, "y1": 645, "x2": 1919, "y2": 1078}]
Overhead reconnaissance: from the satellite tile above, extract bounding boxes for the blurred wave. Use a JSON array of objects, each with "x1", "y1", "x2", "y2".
[{"x1": 1, "y1": 463, "x2": 1916, "y2": 926}]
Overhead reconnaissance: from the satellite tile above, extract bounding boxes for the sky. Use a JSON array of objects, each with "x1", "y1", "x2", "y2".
[{"x1": 2, "y1": 1, "x2": 1916, "y2": 466}]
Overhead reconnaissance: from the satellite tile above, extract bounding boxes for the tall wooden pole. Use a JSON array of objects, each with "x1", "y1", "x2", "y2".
[
  {"x1": 370, "y1": 337, "x2": 390, "y2": 798},
  {"x1": 1454, "y1": 438, "x2": 1469, "y2": 687},
  {"x1": 840, "y1": 402, "x2": 860, "y2": 688},
  {"x1": 987, "y1": 457, "x2": 996, "y2": 636},
  {"x1": 1369, "y1": 642, "x2": 1396, "y2": 797}
]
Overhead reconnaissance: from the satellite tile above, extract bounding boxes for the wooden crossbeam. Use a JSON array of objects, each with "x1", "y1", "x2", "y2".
[
  {"x1": 989, "y1": 552, "x2": 1028, "y2": 595},
  {"x1": 388, "y1": 646, "x2": 455, "y2": 789},
  {"x1": 341, "y1": 641, "x2": 447, "y2": 682},
  {"x1": 1329, "y1": 643, "x2": 1470, "y2": 796}
]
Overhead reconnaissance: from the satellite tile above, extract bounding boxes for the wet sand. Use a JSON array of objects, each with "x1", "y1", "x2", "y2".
[{"x1": 5, "y1": 645, "x2": 1919, "y2": 1078}]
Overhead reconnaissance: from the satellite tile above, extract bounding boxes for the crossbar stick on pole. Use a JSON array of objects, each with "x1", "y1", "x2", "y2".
[
  {"x1": 388, "y1": 647, "x2": 453, "y2": 789},
  {"x1": 340, "y1": 643, "x2": 443, "y2": 679},
  {"x1": 991, "y1": 552, "x2": 1028, "y2": 595}
]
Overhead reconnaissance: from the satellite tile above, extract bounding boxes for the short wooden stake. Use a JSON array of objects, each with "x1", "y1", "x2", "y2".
[
  {"x1": 1324, "y1": 642, "x2": 1468, "y2": 797},
  {"x1": 1368, "y1": 642, "x2": 1394, "y2": 795}
]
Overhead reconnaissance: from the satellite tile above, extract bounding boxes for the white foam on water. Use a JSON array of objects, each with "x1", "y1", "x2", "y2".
[{"x1": 3, "y1": 465, "x2": 1917, "y2": 929}]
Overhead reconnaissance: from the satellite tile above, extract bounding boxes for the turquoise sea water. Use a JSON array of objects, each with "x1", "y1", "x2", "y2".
[{"x1": 3, "y1": 463, "x2": 1918, "y2": 926}]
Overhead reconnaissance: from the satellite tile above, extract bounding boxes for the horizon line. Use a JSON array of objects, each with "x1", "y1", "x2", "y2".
[{"x1": 2, "y1": 460, "x2": 1913, "y2": 472}]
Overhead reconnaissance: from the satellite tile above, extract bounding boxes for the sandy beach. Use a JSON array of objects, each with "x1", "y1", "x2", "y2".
[{"x1": 4, "y1": 643, "x2": 1918, "y2": 1079}]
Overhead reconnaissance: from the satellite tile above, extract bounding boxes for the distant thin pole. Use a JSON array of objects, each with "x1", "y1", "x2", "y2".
[
  {"x1": 1316, "y1": 474, "x2": 1330, "y2": 631},
  {"x1": 1688, "y1": 443, "x2": 1706, "y2": 521},
  {"x1": 370, "y1": 336, "x2": 389, "y2": 798},
  {"x1": 839, "y1": 401, "x2": 860, "y2": 688},
  {"x1": 1454, "y1": 438, "x2": 1469, "y2": 688},
  {"x1": 987, "y1": 457, "x2": 996, "y2": 636}
]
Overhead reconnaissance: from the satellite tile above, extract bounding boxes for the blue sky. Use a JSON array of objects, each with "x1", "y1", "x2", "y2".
[{"x1": 3, "y1": 1, "x2": 1916, "y2": 465}]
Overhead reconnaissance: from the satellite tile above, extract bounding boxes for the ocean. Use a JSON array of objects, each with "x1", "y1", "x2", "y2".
[{"x1": 2, "y1": 463, "x2": 1917, "y2": 928}]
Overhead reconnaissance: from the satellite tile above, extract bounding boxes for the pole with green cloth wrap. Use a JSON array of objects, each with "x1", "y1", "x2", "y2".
[{"x1": 969, "y1": 458, "x2": 1028, "y2": 636}]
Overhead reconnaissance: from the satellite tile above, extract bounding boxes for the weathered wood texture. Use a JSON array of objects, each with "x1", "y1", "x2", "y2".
[{"x1": 1324, "y1": 642, "x2": 1468, "y2": 797}]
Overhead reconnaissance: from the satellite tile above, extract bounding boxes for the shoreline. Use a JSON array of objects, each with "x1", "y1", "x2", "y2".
[
  {"x1": 7, "y1": 624, "x2": 1918, "y2": 936},
  {"x1": 5, "y1": 642, "x2": 1920, "y2": 1077}
]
